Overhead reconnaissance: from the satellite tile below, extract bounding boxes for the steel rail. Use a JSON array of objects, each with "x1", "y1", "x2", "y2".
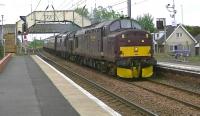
[
  {"x1": 128, "y1": 82, "x2": 200, "y2": 111},
  {"x1": 147, "y1": 79, "x2": 200, "y2": 97}
]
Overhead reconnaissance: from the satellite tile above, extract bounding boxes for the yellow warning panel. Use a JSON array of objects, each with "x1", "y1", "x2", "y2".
[
  {"x1": 117, "y1": 67, "x2": 133, "y2": 78},
  {"x1": 117, "y1": 66, "x2": 153, "y2": 78},
  {"x1": 142, "y1": 66, "x2": 153, "y2": 78},
  {"x1": 120, "y1": 46, "x2": 151, "y2": 57},
  {"x1": 117, "y1": 67, "x2": 138, "y2": 78}
]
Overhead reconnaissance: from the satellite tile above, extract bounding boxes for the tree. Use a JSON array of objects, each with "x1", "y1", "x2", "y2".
[
  {"x1": 28, "y1": 39, "x2": 43, "y2": 49},
  {"x1": 75, "y1": 6, "x2": 121, "y2": 23},
  {"x1": 185, "y1": 25, "x2": 200, "y2": 37},
  {"x1": 92, "y1": 6, "x2": 121, "y2": 22},
  {"x1": 74, "y1": 6, "x2": 89, "y2": 18},
  {"x1": 136, "y1": 13, "x2": 155, "y2": 33},
  {"x1": 0, "y1": 45, "x2": 3, "y2": 59}
]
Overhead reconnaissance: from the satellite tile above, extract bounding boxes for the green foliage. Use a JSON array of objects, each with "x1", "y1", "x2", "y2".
[
  {"x1": 28, "y1": 39, "x2": 43, "y2": 49},
  {"x1": 0, "y1": 45, "x2": 3, "y2": 59},
  {"x1": 185, "y1": 25, "x2": 200, "y2": 37},
  {"x1": 93, "y1": 6, "x2": 121, "y2": 22},
  {"x1": 75, "y1": 6, "x2": 121, "y2": 22},
  {"x1": 136, "y1": 13, "x2": 155, "y2": 33},
  {"x1": 74, "y1": 6, "x2": 89, "y2": 18},
  {"x1": 75, "y1": 6, "x2": 156, "y2": 33}
]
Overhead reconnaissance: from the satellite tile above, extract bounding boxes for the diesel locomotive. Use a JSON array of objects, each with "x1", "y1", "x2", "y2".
[{"x1": 43, "y1": 17, "x2": 156, "y2": 79}]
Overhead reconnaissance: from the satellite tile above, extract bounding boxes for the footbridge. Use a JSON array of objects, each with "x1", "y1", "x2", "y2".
[{"x1": 16, "y1": 10, "x2": 91, "y2": 34}]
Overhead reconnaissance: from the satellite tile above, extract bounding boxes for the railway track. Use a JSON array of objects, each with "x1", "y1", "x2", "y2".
[
  {"x1": 128, "y1": 80, "x2": 200, "y2": 111},
  {"x1": 147, "y1": 79, "x2": 200, "y2": 96},
  {"x1": 37, "y1": 53, "x2": 158, "y2": 116}
]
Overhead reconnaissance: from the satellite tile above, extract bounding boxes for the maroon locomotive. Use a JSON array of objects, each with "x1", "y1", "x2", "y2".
[{"x1": 43, "y1": 18, "x2": 156, "y2": 78}]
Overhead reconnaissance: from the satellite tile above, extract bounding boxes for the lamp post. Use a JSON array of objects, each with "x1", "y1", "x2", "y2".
[
  {"x1": 81, "y1": 5, "x2": 86, "y2": 27},
  {"x1": 1, "y1": 15, "x2": 4, "y2": 57},
  {"x1": 0, "y1": 4, "x2": 4, "y2": 44},
  {"x1": 3, "y1": 39, "x2": 5, "y2": 57}
]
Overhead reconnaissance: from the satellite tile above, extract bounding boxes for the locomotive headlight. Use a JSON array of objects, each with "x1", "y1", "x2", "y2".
[
  {"x1": 121, "y1": 34, "x2": 127, "y2": 39},
  {"x1": 122, "y1": 34, "x2": 125, "y2": 39},
  {"x1": 146, "y1": 34, "x2": 149, "y2": 38},
  {"x1": 134, "y1": 47, "x2": 138, "y2": 52}
]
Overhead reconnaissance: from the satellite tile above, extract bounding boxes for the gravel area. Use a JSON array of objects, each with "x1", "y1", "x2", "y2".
[
  {"x1": 155, "y1": 71, "x2": 200, "y2": 94},
  {"x1": 131, "y1": 81, "x2": 200, "y2": 108},
  {"x1": 41, "y1": 51, "x2": 200, "y2": 115}
]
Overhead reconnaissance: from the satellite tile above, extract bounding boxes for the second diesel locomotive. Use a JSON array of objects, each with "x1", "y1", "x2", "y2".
[{"x1": 44, "y1": 18, "x2": 156, "y2": 79}]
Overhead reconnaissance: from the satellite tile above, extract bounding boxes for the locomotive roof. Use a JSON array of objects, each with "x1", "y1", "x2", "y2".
[
  {"x1": 95, "y1": 18, "x2": 139, "y2": 28},
  {"x1": 94, "y1": 20, "x2": 113, "y2": 28},
  {"x1": 75, "y1": 18, "x2": 141, "y2": 35}
]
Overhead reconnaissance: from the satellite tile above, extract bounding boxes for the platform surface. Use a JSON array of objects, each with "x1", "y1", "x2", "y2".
[
  {"x1": 157, "y1": 61, "x2": 200, "y2": 72},
  {"x1": 0, "y1": 55, "x2": 119, "y2": 116},
  {"x1": 32, "y1": 55, "x2": 119, "y2": 116},
  {"x1": 0, "y1": 56, "x2": 79, "y2": 116}
]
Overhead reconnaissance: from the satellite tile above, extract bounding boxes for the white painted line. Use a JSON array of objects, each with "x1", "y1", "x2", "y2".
[{"x1": 36, "y1": 55, "x2": 121, "y2": 116}]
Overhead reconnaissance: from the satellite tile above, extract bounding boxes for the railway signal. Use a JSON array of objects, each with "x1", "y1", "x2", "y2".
[{"x1": 20, "y1": 16, "x2": 28, "y2": 54}]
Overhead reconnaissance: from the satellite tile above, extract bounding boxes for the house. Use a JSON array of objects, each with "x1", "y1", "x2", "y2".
[
  {"x1": 194, "y1": 34, "x2": 200, "y2": 55},
  {"x1": 153, "y1": 24, "x2": 197, "y2": 56}
]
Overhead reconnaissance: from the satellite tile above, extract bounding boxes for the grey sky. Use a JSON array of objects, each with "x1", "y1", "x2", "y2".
[{"x1": 0, "y1": 0, "x2": 199, "y2": 26}]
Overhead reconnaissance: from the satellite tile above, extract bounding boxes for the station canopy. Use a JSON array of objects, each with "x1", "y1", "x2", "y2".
[{"x1": 16, "y1": 10, "x2": 91, "y2": 34}]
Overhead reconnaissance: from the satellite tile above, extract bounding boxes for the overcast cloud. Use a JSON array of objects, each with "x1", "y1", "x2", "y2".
[{"x1": 0, "y1": 0, "x2": 199, "y2": 26}]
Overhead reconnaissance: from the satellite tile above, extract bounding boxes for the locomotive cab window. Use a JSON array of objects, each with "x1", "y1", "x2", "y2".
[
  {"x1": 110, "y1": 21, "x2": 120, "y2": 32},
  {"x1": 121, "y1": 19, "x2": 131, "y2": 29},
  {"x1": 132, "y1": 21, "x2": 142, "y2": 29}
]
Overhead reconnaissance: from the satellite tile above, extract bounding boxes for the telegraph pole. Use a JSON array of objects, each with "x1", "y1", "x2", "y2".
[
  {"x1": 127, "y1": 0, "x2": 131, "y2": 17},
  {"x1": 181, "y1": 4, "x2": 183, "y2": 24}
]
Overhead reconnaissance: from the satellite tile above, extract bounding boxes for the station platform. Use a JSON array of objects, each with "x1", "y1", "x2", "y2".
[
  {"x1": 0, "y1": 55, "x2": 120, "y2": 116},
  {"x1": 157, "y1": 61, "x2": 200, "y2": 73}
]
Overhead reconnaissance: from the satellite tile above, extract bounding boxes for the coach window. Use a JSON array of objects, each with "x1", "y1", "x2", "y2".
[
  {"x1": 102, "y1": 27, "x2": 106, "y2": 36},
  {"x1": 110, "y1": 21, "x2": 120, "y2": 31},
  {"x1": 64, "y1": 38, "x2": 67, "y2": 46},
  {"x1": 75, "y1": 37, "x2": 78, "y2": 48},
  {"x1": 60, "y1": 39, "x2": 62, "y2": 46}
]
